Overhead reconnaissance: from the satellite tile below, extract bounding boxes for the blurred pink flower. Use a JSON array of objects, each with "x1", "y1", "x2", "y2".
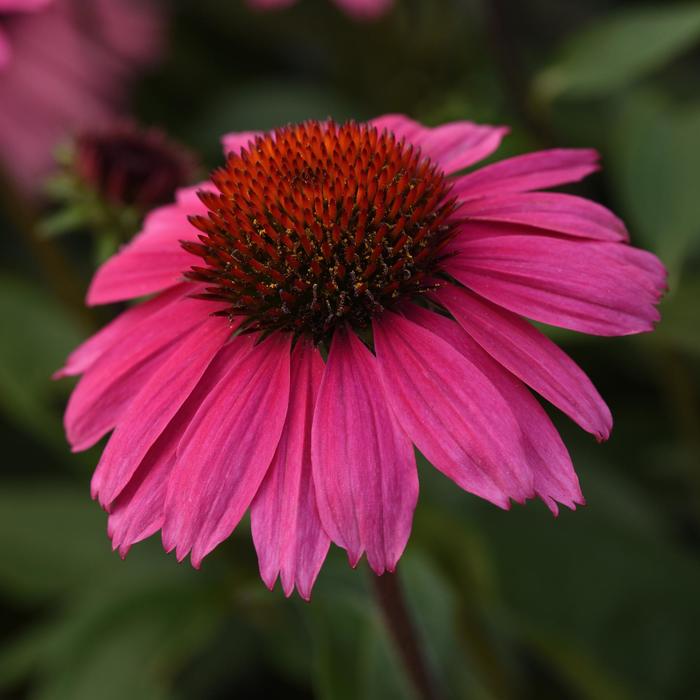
[
  {"x1": 249, "y1": 0, "x2": 393, "y2": 21},
  {"x1": 57, "y1": 116, "x2": 666, "y2": 599},
  {"x1": 0, "y1": 0, "x2": 163, "y2": 192}
]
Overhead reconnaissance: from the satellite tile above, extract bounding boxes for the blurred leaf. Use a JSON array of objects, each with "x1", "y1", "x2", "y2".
[
  {"x1": 189, "y1": 81, "x2": 358, "y2": 162},
  {"x1": 0, "y1": 277, "x2": 85, "y2": 449},
  {"x1": 535, "y1": 3, "x2": 700, "y2": 100},
  {"x1": 308, "y1": 557, "x2": 413, "y2": 700},
  {"x1": 608, "y1": 89, "x2": 700, "y2": 277},
  {"x1": 0, "y1": 482, "x2": 234, "y2": 699},
  {"x1": 0, "y1": 483, "x2": 122, "y2": 600},
  {"x1": 652, "y1": 278, "x2": 700, "y2": 356},
  {"x1": 0, "y1": 574, "x2": 224, "y2": 700},
  {"x1": 401, "y1": 552, "x2": 491, "y2": 700},
  {"x1": 0, "y1": 483, "x2": 207, "y2": 602},
  {"x1": 436, "y1": 460, "x2": 700, "y2": 700}
]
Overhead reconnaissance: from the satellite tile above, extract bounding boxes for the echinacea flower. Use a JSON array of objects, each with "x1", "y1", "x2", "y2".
[
  {"x1": 0, "y1": 0, "x2": 163, "y2": 192},
  {"x1": 248, "y1": 0, "x2": 392, "y2": 22},
  {"x1": 71, "y1": 123, "x2": 196, "y2": 210},
  {"x1": 57, "y1": 116, "x2": 666, "y2": 600}
]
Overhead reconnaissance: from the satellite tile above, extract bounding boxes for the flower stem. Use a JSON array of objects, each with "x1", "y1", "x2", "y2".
[{"x1": 371, "y1": 569, "x2": 440, "y2": 700}]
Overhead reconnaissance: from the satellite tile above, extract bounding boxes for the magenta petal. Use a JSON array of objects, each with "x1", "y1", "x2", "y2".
[
  {"x1": 221, "y1": 130, "x2": 263, "y2": 156},
  {"x1": 250, "y1": 341, "x2": 330, "y2": 600},
  {"x1": 444, "y1": 235, "x2": 666, "y2": 336},
  {"x1": 311, "y1": 328, "x2": 418, "y2": 574},
  {"x1": 86, "y1": 184, "x2": 209, "y2": 305},
  {"x1": 406, "y1": 305, "x2": 584, "y2": 514},
  {"x1": 453, "y1": 149, "x2": 600, "y2": 202},
  {"x1": 373, "y1": 312, "x2": 535, "y2": 508},
  {"x1": 0, "y1": 28, "x2": 12, "y2": 69},
  {"x1": 162, "y1": 333, "x2": 292, "y2": 568},
  {"x1": 64, "y1": 291, "x2": 222, "y2": 451},
  {"x1": 91, "y1": 315, "x2": 233, "y2": 508},
  {"x1": 459, "y1": 192, "x2": 629, "y2": 242},
  {"x1": 108, "y1": 332, "x2": 260, "y2": 557},
  {"x1": 432, "y1": 285, "x2": 612, "y2": 440},
  {"x1": 371, "y1": 113, "x2": 507, "y2": 174},
  {"x1": 107, "y1": 448, "x2": 174, "y2": 558},
  {"x1": 54, "y1": 283, "x2": 190, "y2": 379}
]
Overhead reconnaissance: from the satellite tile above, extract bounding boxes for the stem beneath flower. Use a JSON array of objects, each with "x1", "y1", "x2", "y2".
[{"x1": 371, "y1": 569, "x2": 440, "y2": 700}]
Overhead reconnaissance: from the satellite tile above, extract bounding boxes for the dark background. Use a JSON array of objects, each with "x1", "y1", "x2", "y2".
[{"x1": 1, "y1": 1, "x2": 699, "y2": 698}]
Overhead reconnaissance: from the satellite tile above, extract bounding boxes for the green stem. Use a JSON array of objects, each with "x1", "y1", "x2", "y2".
[
  {"x1": 0, "y1": 167, "x2": 95, "y2": 326},
  {"x1": 371, "y1": 569, "x2": 441, "y2": 700}
]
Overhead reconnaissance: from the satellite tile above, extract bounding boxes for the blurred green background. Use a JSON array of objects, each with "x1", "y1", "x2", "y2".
[{"x1": 1, "y1": 0, "x2": 700, "y2": 698}]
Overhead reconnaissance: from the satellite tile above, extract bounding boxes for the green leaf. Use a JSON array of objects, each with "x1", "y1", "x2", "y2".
[
  {"x1": 0, "y1": 484, "x2": 120, "y2": 600},
  {"x1": 0, "y1": 574, "x2": 224, "y2": 700},
  {"x1": 649, "y1": 277, "x2": 700, "y2": 357},
  {"x1": 608, "y1": 90, "x2": 700, "y2": 277},
  {"x1": 307, "y1": 554, "x2": 413, "y2": 700},
  {"x1": 0, "y1": 277, "x2": 86, "y2": 449},
  {"x1": 535, "y1": 4, "x2": 700, "y2": 100},
  {"x1": 437, "y1": 460, "x2": 700, "y2": 699}
]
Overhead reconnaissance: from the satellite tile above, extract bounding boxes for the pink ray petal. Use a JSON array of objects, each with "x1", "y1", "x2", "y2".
[
  {"x1": 221, "y1": 130, "x2": 264, "y2": 156},
  {"x1": 444, "y1": 235, "x2": 666, "y2": 336},
  {"x1": 311, "y1": 327, "x2": 418, "y2": 574},
  {"x1": 55, "y1": 283, "x2": 190, "y2": 379},
  {"x1": 162, "y1": 333, "x2": 292, "y2": 568},
  {"x1": 453, "y1": 149, "x2": 600, "y2": 202},
  {"x1": 373, "y1": 311, "x2": 535, "y2": 508},
  {"x1": 64, "y1": 292, "x2": 223, "y2": 451},
  {"x1": 107, "y1": 333, "x2": 250, "y2": 557},
  {"x1": 0, "y1": 28, "x2": 12, "y2": 70},
  {"x1": 371, "y1": 114, "x2": 508, "y2": 175},
  {"x1": 0, "y1": 1, "x2": 53, "y2": 10},
  {"x1": 91, "y1": 315, "x2": 234, "y2": 507},
  {"x1": 86, "y1": 185, "x2": 210, "y2": 306},
  {"x1": 432, "y1": 285, "x2": 612, "y2": 440},
  {"x1": 406, "y1": 304, "x2": 584, "y2": 514},
  {"x1": 458, "y1": 192, "x2": 629, "y2": 242},
  {"x1": 251, "y1": 340, "x2": 330, "y2": 600}
]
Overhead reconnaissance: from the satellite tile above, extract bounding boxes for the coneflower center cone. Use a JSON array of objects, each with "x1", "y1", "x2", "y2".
[{"x1": 184, "y1": 121, "x2": 458, "y2": 343}]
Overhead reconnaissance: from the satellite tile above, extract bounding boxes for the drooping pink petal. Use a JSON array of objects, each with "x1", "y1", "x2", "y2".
[
  {"x1": 64, "y1": 291, "x2": 223, "y2": 451},
  {"x1": 91, "y1": 315, "x2": 234, "y2": 508},
  {"x1": 221, "y1": 130, "x2": 264, "y2": 156},
  {"x1": 373, "y1": 312, "x2": 534, "y2": 508},
  {"x1": 432, "y1": 285, "x2": 612, "y2": 440},
  {"x1": 55, "y1": 283, "x2": 190, "y2": 379},
  {"x1": 459, "y1": 192, "x2": 629, "y2": 242},
  {"x1": 444, "y1": 235, "x2": 666, "y2": 335},
  {"x1": 371, "y1": 114, "x2": 508, "y2": 175},
  {"x1": 311, "y1": 327, "x2": 418, "y2": 574},
  {"x1": 452, "y1": 149, "x2": 600, "y2": 202},
  {"x1": 107, "y1": 446, "x2": 174, "y2": 558},
  {"x1": 250, "y1": 341, "x2": 330, "y2": 600},
  {"x1": 107, "y1": 332, "x2": 262, "y2": 557},
  {"x1": 86, "y1": 185, "x2": 210, "y2": 306},
  {"x1": 162, "y1": 333, "x2": 292, "y2": 568},
  {"x1": 373, "y1": 312, "x2": 533, "y2": 508},
  {"x1": 406, "y1": 304, "x2": 583, "y2": 514}
]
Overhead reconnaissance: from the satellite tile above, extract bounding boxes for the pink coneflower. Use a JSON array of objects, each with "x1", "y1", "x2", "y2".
[
  {"x1": 58, "y1": 116, "x2": 666, "y2": 599},
  {"x1": 248, "y1": 0, "x2": 393, "y2": 22},
  {"x1": 0, "y1": 0, "x2": 163, "y2": 192},
  {"x1": 72, "y1": 123, "x2": 197, "y2": 210}
]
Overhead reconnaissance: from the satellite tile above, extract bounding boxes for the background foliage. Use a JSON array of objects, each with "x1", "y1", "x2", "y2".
[{"x1": 1, "y1": 1, "x2": 699, "y2": 698}]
